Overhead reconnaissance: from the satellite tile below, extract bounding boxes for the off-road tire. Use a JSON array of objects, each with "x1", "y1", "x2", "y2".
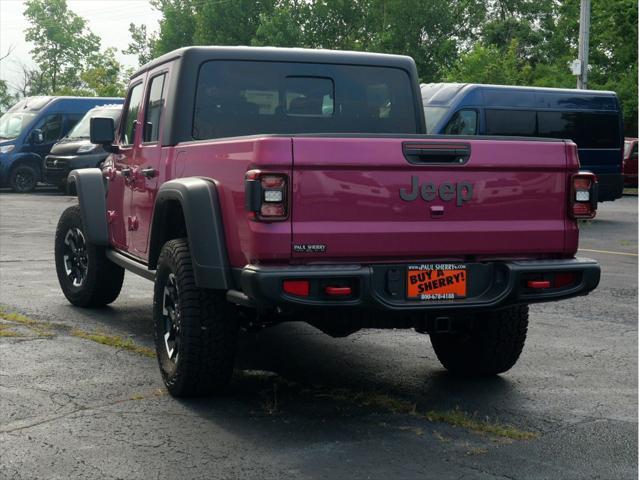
[
  {"x1": 430, "y1": 305, "x2": 529, "y2": 375},
  {"x1": 153, "y1": 238, "x2": 238, "y2": 397},
  {"x1": 55, "y1": 205, "x2": 124, "y2": 306},
  {"x1": 10, "y1": 164, "x2": 38, "y2": 193}
]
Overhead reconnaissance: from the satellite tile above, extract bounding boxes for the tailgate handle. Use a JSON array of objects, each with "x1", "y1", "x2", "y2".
[{"x1": 403, "y1": 143, "x2": 470, "y2": 165}]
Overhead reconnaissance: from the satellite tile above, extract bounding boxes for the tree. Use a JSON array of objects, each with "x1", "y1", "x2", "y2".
[
  {"x1": 23, "y1": 0, "x2": 100, "y2": 94},
  {"x1": 0, "y1": 47, "x2": 17, "y2": 114},
  {"x1": 123, "y1": 23, "x2": 157, "y2": 66}
]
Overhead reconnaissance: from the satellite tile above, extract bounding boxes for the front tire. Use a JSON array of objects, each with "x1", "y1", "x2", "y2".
[
  {"x1": 153, "y1": 238, "x2": 238, "y2": 397},
  {"x1": 430, "y1": 305, "x2": 529, "y2": 376},
  {"x1": 55, "y1": 205, "x2": 124, "y2": 306},
  {"x1": 10, "y1": 164, "x2": 38, "y2": 193}
]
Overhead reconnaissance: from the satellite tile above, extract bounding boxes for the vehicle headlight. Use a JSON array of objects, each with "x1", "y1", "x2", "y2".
[
  {"x1": 0, "y1": 145, "x2": 15, "y2": 154},
  {"x1": 77, "y1": 144, "x2": 98, "y2": 154}
]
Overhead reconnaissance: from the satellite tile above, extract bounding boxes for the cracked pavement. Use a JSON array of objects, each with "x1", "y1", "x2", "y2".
[{"x1": 0, "y1": 189, "x2": 637, "y2": 479}]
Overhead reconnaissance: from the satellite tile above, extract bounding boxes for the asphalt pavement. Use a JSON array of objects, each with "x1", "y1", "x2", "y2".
[{"x1": 0, "y1": 189, "x2": 637, "y2": 480}]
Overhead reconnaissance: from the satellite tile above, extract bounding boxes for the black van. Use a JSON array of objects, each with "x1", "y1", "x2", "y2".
[{"x1": 422, "y1": 83, "x2": 624, "y2": 201}]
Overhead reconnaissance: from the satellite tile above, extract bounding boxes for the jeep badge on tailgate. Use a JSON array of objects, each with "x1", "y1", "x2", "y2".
[{"x1": 399, "y1": 175, "x2": 474, "y2": 206}]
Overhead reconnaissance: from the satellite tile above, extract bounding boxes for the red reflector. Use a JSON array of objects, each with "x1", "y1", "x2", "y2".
[
  {"x1": 527, "y1": 280, "x2": 551, "y2": 289},
  {"x1": 283, "y1": 280, "x2": 310, "y2": 297},
  {"x1": 554, "y1": 272, "x2": 577, "y2": 288},
  {"x1": 325, "y1": 286, "x2": 352, "y2": 296},
  {"x1": 572, "y1": 202, "x2": 593, "y2": 217},
  {"x1": 260, "y1": 203, "x2": 285, "y2": 217}
]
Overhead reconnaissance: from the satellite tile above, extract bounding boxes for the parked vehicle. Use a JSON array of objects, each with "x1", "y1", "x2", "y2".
[
  {"x1": 43, "y1": 105, "x2": 123, "y2": 193},
  {"x1": 0, "y1": 96, "x2": 123, "y2": 192},
  {"x1": 55, "y1": 47, "x2": 600, "y2": 397},
  {"x1": 421, "y1": 83, "x2": 625, "y2": 202},
  {"x1": 623, "y1": 138, "x2": 638, "y2": 187}
]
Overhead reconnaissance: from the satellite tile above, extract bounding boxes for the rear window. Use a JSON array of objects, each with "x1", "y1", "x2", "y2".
[
  {"x1": 193, "y1": 60, "x2": 417, "y2": 139},
  {"x1": 538, "y1": 111, "x2": 620, "y2": 148}
]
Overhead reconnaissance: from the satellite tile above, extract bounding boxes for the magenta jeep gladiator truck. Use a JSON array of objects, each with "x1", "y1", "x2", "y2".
[{"x1": 54, "y1": 47, "x2": 601, "y2": 397}]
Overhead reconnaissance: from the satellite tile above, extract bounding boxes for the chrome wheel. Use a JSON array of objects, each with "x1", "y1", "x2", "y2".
[
  {"x1": 62, "y1": 228, "x2": 88, "y2": 287},
  {"x1": 162, "y1": 273, "x2": 180, "y2": 363}
]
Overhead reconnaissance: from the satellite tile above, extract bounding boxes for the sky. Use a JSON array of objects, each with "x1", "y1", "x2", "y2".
[{"x1": 0, "y1": 0, "x2": 162, "y2": 91}]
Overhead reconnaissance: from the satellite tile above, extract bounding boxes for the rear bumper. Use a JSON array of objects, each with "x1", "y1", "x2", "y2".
[
  {"x1": 596, "y1": 173, "x2": 624, "y2": 201},
  {"x1": 233, "y1": 258, "x2": 600, "y2": 312}
]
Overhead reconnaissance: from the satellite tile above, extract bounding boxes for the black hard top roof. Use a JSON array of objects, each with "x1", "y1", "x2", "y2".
[{"x1": 132, "y1": 46, "x2": 416, "y2": 78}]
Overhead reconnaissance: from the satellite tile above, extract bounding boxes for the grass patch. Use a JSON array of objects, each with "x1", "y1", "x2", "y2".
[
  {"x1": 424, "y1": 409, "x2": 537, "y2": 440},
  {"x1": 0, "y1": 307, "x2": 53, "y2": 337},
  {"x1": 0, "y1": 324, "x2": 22, "y2": 337},
  {"x1": 315, "y1": 387, "x2": 535, "y2": 441},
  {"x1": 320, "y1": 388, "x2": 417, "y2": 415},
  {"x1": 70, "y1": 329, "x2": 155, "y2": 358}
]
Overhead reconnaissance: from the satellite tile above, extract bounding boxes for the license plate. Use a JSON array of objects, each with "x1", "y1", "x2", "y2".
[{"x1": 407, "y1": 264, "x2": 467, "y2": 300}]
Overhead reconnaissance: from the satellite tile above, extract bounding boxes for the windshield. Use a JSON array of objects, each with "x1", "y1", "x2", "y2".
[
  {"x1": 67, "y1": 108, "x2": 121, "y2": 139},
  {"x1": 423, "y1": 106, "x2": 448, "y2": 133},
  {"x1": 0, "y1": 112, "x2": 37, "y2": 140}
]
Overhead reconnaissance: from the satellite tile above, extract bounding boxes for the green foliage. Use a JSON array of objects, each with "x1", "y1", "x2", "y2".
[
  {"x1": 35, "y1": 0, "x2": 631, "y2": 135},
  {"x1": 123, "y1": 23, "x2": 157, "y2": 67},
  {"x1": 24, "y1": 0, "x2": 100, "y2": 93},
  {"x1": 22, "y1": 0, "x2": 127, "y2": 98},
  {"x1": 0, "y1": 79, "x2": 15, "y2": 115}
]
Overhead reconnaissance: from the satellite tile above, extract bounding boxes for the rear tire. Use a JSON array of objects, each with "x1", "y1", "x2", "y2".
[
  {"x1": 153, "y1": 238, "x2": 238, "y2": 397},
  {"x1": 430, "y1": 305, "x2": 529, "y2": 375},
  {"x1": 10, "y1": 164, "x2": 38, "y2": 193},
  {"x1": 55, "y1": 205, "x2": 124, "y2": 307}
]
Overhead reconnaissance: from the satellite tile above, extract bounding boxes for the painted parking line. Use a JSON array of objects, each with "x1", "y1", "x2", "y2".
[{"x1": 579, "y1": 248, "x2": 638, "y2": 257}]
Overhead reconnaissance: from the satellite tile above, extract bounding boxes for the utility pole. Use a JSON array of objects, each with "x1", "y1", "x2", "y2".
[{"x1": 577, "y1": 0, "x2": 591, "y2": 89}]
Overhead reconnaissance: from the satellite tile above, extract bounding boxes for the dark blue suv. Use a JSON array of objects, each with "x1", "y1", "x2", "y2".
[{"x1": 0, "y1": 96, "x2": 123, "y2": 192}]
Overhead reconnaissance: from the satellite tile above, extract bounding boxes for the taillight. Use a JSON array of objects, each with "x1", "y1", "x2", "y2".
[
  {"x1": 570, "y1": 172, "x2": 597, "y2": 219},
  {"x1": 245, "y1": 170, "x2": 288, "y2": 221}
]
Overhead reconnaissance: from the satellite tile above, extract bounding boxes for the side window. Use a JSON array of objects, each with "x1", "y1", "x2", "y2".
[
  {"x1": 63, "y1": 114, "x2": 84, "y2": 137},
  {"x1": 444, "y1": 110, "x2": 478, "y2": 135},
  {"x1": 486, "y1": 109, "x2": 536, "y2": 136},
  {"x1": 32, "y1": 114, "x2": 63, "y2": 143},
  {"x1": 120, "y1": 83, "x2": 144, "y2": 146},
  {"x1": 143, "y1": 74, "x2": 166, "y2": 143},
  {"x1": 537, "y1": 111, "x2": 620, "y2": 148}
]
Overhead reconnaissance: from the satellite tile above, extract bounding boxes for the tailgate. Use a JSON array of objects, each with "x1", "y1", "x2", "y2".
[{"x1": 290, "y1": 137, "x2": 570, "y2": 262}]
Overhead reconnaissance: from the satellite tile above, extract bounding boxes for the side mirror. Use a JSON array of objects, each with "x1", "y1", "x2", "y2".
[
  {"x1": 31, "y1": 129, "x2": 44, "y2": 144},
  {"x1": 90, "y1": 117, "x2": 116, "y2": 151}
]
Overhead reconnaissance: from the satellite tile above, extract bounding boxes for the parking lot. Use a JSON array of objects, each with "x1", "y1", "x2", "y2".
[{"x1": 0, "y1": 189, "x2": 636, "y2": 480}]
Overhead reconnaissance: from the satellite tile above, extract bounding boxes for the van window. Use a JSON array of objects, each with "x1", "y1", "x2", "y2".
[
  {"x1": 143, "y1": 74, "x2": 167, "y2": 143},
  {"x1": 486, "y1": 109, "x2": 536, "y2": 136},
  {"x1": 424, "y1": 106, "x2": 448, "y2": 133},
  {"x1": 65, "y1": 114, "x2": 85, "y2": 135},
  {"x1": 193, "y1": 60, "x2": 417, "y2": 139},
  {"x1": 121, "y1": 83, "x2": 144, "y2": 146},
  {"x1": 32, "y1": 114, "x2": 63, "y2": 143},
  {"x1": 444, "y1": 109, "x2": 477, "y2": 135},
  {"x1": 537, "y1": 111, "x2": 620, "y2": 148}
]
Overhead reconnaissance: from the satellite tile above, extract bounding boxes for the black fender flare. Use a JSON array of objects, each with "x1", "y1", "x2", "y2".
[
  {"x1": 68, "y1": 168, "x2": 109, "y2": 245},
  {"x1": 148, "y1": 177, "x2": 232, "y2": 290}
]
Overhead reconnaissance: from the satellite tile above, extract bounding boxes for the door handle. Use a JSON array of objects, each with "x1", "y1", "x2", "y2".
[{"x1": 140, "y1": 167, "x2": 157, "y2": 179}]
